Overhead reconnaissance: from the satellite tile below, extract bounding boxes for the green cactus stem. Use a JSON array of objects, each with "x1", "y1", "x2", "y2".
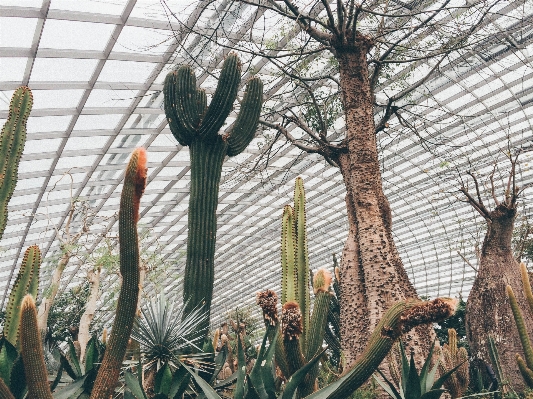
[
  {"x1": 90, "y1": 148, "x2": 147, "y2": 399},
  {"x1": 3, "y1": 245, "x2": 41, "y2": 345},
  {"x1": 307, "y1": 298, "x2": 457, "y2": 399},
  {"x1": 163, "y1": 54, "x2": 263, "y2": 330},
  {"x1": 507, "y1": 284, "x2": 533, "y2": 371},
  {"x1": 0, "y1": 87, "x2": 32, "y2": 240},
  {"x1": 520, "y1": 262, "x2": 533, "y2": 315},
  {"x1": 19, "y1": 295, "x2": 52, "y2": 399},
  {"x1": 281, "y1": 205, "x2": 297, "y2": 305},
  {"x1": 300, "y1": 269, "x2": 332, "y2": 397},
  {"x1": 435, "y1": 328, "x2": 469, "y2": 398}
]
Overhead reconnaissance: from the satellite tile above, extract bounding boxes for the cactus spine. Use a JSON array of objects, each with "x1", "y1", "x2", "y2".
[
  {"x1": 276, "y1": 178, "x2": 333, "y2": 396},
  {"x1": 506, "y1": 262, "x2": 533, "y2": 388},
  {"x1": 19, "y1": 295, "x2": 52, "y2": 399},
  {"x1": 435, "y1": 328, "x2": 469, "y2": 398},
  {"x1": 3, "y1": 245, "x2": 41, "y2": 345},
  {"x1": 0, "y1": 87, "x2": 32, "y2": 240},
  {"x1": 90, "y1": 148, "x2": 147, "y2": 399},
  {"x1": 163, "y1": 54, "x2": 263, "y2": 329}
]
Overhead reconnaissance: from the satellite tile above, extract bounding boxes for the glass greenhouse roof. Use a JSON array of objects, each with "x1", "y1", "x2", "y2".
[{"x1": 0, "y1": 0, "x2": 532, "y2": 327}]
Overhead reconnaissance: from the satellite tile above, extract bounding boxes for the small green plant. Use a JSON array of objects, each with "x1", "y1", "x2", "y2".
[{"x1": 374, "y1": 340, "x2": 462, "y2": 399}]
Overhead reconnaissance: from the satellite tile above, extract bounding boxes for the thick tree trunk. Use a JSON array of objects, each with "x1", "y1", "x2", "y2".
[
  {"x1": 335, "y1": 38, "x2": 433, "y2": 368},
  {"x1": 37, "y1": 251, "x2": 71, "y2": 335},
  {"x1": 78, "y1": 267, "x2": 100, "y2": 362},
  {"x1": 466, "y1": 204, "x2": 533, "y2": 391}
]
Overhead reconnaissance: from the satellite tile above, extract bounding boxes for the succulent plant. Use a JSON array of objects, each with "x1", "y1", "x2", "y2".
[
  {"x1": 163, "y1": 54, "x2": 263, "y2": 332},
  {"x1": 90, "y1": 147, "x2": 147, "y2": 399},
  {"x1": 0, "y1": 87, "x2": 32, "y2": 240}
]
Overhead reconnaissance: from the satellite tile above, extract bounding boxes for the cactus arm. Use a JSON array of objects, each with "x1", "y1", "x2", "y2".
[
  {"x1": 275, "y1": 327, "x2": 291, "y2": 379},
  {"x1": 520, "y1": 262, "x2": 533, "y2": 315},
  {"x1": 305, "y1": 298, "x2": 456, "y2": 399},
  {"x1": 196, "y1": 88, "x2": 208, "y2": 118},
  {"x1": 226, "y1": 77, "x2": 263, "y2": 157},
  {"x1": 19, "y1": 295, "x2": 53, "y2": 399},
  {"x1": 3, "y1": 246, "x2": 39, "y2": 345},
  {"x1": 305, "y1": 291, "x2": 330, "y2": 361},
  {"x1": 198, "y1": 54, "x2": 241, "y2": 140},
  {"x1": 0, "y1": 87, "x2": 32, "y2": 240},
  {"x1": 281, "y1": 206, "x2": 297, "y2": 304},
  {"x1": 26, "y1": 245, "x2": 41, "y2": 300},
  {"x1": 175, "y1": 66, "x2": 202, "y2": 131},
  {"x1": 517, "y1": 355, "x2": 533, "y2": 388},
  {"x1": 90, "y1": 148, "x2": 146, "y2": 399},
  {"x1": 164, "y1": 72, "x2": 194, "y2": 146},
  {"x1": 293, "y1": 177, "x2": 310, "y2": 350},
  {"x1": 506, "y1": 285, "x2": 533, "y2": 370}
]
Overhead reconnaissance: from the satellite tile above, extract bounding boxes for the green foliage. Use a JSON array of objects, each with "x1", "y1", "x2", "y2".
[
  {"x1": 373, "y1": 340, "x2": 460, "y2": 399},
  {"x1": 434, "y1": 297, "x2": 468, "y2": 351},
  {"x1": 163, "y1": 53, "x2": 263, "y2": 332},
  {"x1": 45, "y1": 281, "x2": 90, "y2": 345},
  {"x1": 130, "y1": 293, "x2": 208, "y2": 371}
]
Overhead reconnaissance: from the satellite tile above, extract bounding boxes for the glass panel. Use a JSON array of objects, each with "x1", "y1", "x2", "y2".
[
  {"x1": 39, "y1": 20, "x2": 114, "y2": 51},
  {"x1": 31, "y1": 89, "x2": 85, "y2": 109},
  {"x1": 97, "y1": 60, "x2": 158, "y2": 83},
  {"x1": 30, "y1": 58, "x2": 98, "y2": 82},
  {"x1": 50, "y1": 0, "x2": 127, "y2": 15},
  {"x1": 0, "y1": 17, "x2": 38, "y2": 48},
  {"x1": 0, "y1": 58, "x2": 28, "y2": 81}
]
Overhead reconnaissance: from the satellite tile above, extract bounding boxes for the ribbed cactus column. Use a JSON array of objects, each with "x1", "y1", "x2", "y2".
[
  {"x1": 163, "y1": 54, "x2": 263, "y2": 329},
  {"x1": 90, "y1": 148, "x2": 147, "y2": 399},
  {"x1": 19, "y1": 295, "x2": 53, "y2": 399},
  {"x1": 0, "y1": 87, "x2": 32, "y2": 239},
  {"x1": 3, "y1": 245, "x2": 41, "y2": 345}
]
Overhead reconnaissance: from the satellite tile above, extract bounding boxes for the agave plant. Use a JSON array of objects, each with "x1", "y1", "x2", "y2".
[
  {"x1": 131, "y1": 293, "x2": 207, "y2": 372},
  {"x1": 373, "y1": 341, "x2": 462, "y2": 399}
]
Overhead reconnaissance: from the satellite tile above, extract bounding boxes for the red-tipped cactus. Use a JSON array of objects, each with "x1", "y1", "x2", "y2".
[{"x1": 90, "y1": 148, "x2": 147, "y2": 399}]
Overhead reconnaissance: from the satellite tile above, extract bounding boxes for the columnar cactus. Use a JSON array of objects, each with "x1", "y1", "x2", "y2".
[
  {"x1": 275, "y1": 178, "x2": 333, "y2": 396},
  {"x1": 90, "y1": 148, "x2": 147, "y2": 399},
  {"x1": 3, "y1": 245, "x2": 41, "y2": 345},
  {"x1": 19, "y1": 295, "x2": 52, "y2": 399},
  {"x1": 163, "y1": 54, "x2": 263, "y2": 328},
  {"x1": 0, "y1": 87, "x2": 32, "y2": 239},
  {"x1": 435, "y1": 328, "x2": 469, "y2": 398},
  {"x1": 507, "y1": 262, "x2": 533, "y2": 388}
]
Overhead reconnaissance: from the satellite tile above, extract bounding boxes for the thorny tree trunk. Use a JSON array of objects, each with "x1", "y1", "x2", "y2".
[
  {"x1": 37, "y1": 250, "x2": 71, "y2": 335},
  {"x1": 466, "y1": 204, "x2": 533, "y2": 391},
  {"x1": 78, "y1": 267, "x2": 101, "y2": 362},
  {"x1": 334, "y1": 38, "x2": 433, "y2": 368}
]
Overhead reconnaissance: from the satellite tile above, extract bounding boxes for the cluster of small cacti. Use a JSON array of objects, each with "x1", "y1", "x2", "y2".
[
  {"x1": 163, "y1": 53, "x2": 263, "y2": 333},
  {"x1": 507, "y1": 263, "x2": 533, "y2": 388},
  {"x1": 434, "y1": 328, "x2": 469, "y2": 398}
]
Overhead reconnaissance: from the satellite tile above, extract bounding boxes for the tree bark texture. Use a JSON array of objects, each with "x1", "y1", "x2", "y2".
[
  {"x1": 466, "y1": 204, "x2": 533, "y2": 391},
  {"x1": 37, "y1": 251, "x2": 71, "y2": 335},
  {"x1": 78, "y1": 267, "x2": 100, "y2": 362},
  {"x1": 334, "y1": 38, "x2": 433, "y2": 368}
]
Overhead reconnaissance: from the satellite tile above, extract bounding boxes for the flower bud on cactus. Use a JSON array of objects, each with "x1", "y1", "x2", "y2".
[
  {"x1": 313, "y1": 268, "x2": 332, "y2": 295},
  {"x1": 257, "y1": 289, "x2": 279, "y2": 326},
  {"x1": 282, "y1": 301, "x2": 303, "y2": 340}
]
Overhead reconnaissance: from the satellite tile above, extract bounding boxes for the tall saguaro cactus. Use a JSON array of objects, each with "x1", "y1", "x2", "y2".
[
  {"x1": 0, "y1": 87, "x2": 32, "y2": 239},
  {"x1": 90, "y1": 148, "x2": 147, "y2": 399},
  {"x1": 163, "y1": 54, "x2": 263, "y2": 327}
]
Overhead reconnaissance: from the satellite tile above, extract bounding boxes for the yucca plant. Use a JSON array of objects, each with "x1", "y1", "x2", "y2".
[
  {"x1": 130, "y1": 293, "x2": 208, "y2": 394},
  {"x1": 373, "y1": 341, "x2": 462, "y2": 399}
]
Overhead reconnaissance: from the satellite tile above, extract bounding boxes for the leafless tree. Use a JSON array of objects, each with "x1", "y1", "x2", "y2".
[{"x1": 162, "y1": 0, "x2": 525, "y2": 367}]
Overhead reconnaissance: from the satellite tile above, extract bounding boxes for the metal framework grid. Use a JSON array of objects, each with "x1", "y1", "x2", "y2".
[{"x1": 0, "y1": 0, "x2": 532, "y2": 328}]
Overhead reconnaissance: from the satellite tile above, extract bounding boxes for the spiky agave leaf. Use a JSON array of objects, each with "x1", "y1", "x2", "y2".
[{"x1": 131, "y1": 293, "x2": 207, "y2": 370}]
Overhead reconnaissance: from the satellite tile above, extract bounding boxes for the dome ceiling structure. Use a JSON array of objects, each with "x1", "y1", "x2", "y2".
[{"x1": 0, "y1": 0, "x2": 532, "y2": 328}]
